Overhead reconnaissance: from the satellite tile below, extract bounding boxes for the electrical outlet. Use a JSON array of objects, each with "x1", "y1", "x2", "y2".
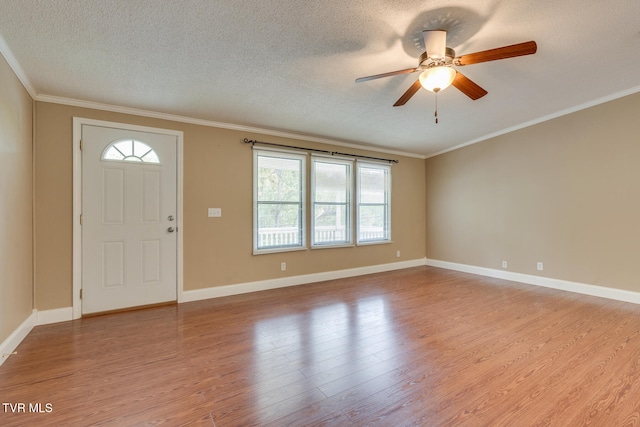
[
  {"x1": 396, "y1": 250, "x2": 401, "y2": 258},
  {"x1": 502, "y1": 261, "x2": 508, "y2": 269},
  {"x1": 537, "y1": 262, "x2": 544, "y2": 271},
  {"x1": 281, "y1": 262, "x2": 286, "y2": 271},
  {"x1": 207, "y1": 208, "x2": 221, "y2": 217}
]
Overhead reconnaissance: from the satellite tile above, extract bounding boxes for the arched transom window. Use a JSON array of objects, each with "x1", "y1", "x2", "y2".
[{"x1": 102, "y1": 139, "x2": 160, "y2": 163}]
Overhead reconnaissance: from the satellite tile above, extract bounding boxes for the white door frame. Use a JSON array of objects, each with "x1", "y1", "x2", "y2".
[{"x1": 72, "y1": 117, "x2": 184, "y2": 319}]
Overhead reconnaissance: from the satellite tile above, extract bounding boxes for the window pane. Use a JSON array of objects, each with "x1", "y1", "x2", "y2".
[
  {"x1": 257, "y1": 203, "x2": 301, "y2": 247},
  {"x1": 257, "y1": 156, "x2": 302, "y2": 202},
  {"x1": 359, "y1": 167, "x2": 386, "y2": 203},
  {"x1": 141, "y1": 150, "x2": 160, "y2": 163},
  {"x1": 314, "y1": 204, "x2": 348, "y2": 244},
  {"x1": 314, "y1": 162, "x2": 348, "y2": 203},
  {"x1": 258, "y1": 203, "x2": 300, "y2": 228},
  {"x1": 103, "y1": 146, "x2": 125, "y2": 161},
  {"x1": 133, "y1": 141, "x2": 153, "y2": 158},
  {"x1": 358, "y1": 205, "x2": 387, "y2": 241},
  {"x1": 114, "y1": 140, "x2": 133, "y2": 156}
]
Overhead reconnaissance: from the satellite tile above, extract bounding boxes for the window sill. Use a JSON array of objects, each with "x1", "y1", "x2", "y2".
[
  {"x1": 310, "y1": 243, "x2": 355, "y2": 250},
  {"x1": 356, "y1": 240, "x2": 393, "y2": 246},
  {"x1": 252, "y1": 246, "x2": 308, "y2": 256}
]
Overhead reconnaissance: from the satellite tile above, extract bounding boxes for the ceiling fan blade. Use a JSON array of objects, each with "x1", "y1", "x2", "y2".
[
  {"x1": 393, "y1": 79, "x2": 423, "y2": 107},
  {"x1": 451, "y1": 71, "x2": 488, "y2": 100},
  {"x1": 455, "y1": 41, "x2": 537, "y2": 66},
  {"x1": 355, "y1": 67, "x2": 419, "y2": 83}
]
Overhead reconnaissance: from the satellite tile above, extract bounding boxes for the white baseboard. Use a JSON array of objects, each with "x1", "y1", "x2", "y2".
[
  {"x1": 426, "y1": 258, "x2": 640, "y2": 305},
  {"x1": 0, "y1": 310, "x2": 37, "y2": 367},
  {"x1": 37, "y1": 307, "x2": 74, "y2": 325},
  {"x1": 182, "y1": 258, "x2": 428, "y2": 303}
]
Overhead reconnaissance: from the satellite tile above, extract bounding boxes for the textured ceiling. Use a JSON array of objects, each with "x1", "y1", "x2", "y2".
[{"x1": 1, "y1": 0, "x2": 640, "y2": 157}]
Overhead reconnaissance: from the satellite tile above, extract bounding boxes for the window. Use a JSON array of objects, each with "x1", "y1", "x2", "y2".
[
  {"x1": 311, "y1": 156, "x2": 353, "y2": 247},
  {"x1": 253, "y1": 149, "x2": 306, "y2": 253},
  {"x1": 357, "y1": 162, "x2": 391, "y2": 244},
  {"x1": 102, "y1": 139, "x2": 160, "y2": 163},
  {"x1": 252, "y1": 148, "x2": 392, "y2": 254}
]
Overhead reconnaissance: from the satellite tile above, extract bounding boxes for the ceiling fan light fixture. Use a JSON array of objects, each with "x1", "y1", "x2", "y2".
[{"x1": 419, "y1": 67, "x2": 456, "y2": 92}]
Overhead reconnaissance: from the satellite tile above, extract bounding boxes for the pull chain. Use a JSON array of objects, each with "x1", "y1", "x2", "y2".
[{"x1": 434, "y1": 88, "x2": 440, "y2": 124}]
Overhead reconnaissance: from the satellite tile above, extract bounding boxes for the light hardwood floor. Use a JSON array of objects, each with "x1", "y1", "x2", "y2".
[{"x1": 2, "y1": 266, "x2": 640, "y2": 426}]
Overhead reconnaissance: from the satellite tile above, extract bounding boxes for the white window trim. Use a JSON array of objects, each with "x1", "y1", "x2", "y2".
[
  {"x1": 311, "y1": 155, "x2": 354, "y2": 248},
  {"x1": 356, "y1": 160, "x2": 392, "y2": 245},
  {"x1": 253, "y1": 148, "x2": 307, "y2": 254}
]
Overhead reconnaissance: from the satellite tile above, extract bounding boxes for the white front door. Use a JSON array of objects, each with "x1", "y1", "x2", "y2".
[{"x1": 81, "y1": 124, "x2": 178, "y2": 314}]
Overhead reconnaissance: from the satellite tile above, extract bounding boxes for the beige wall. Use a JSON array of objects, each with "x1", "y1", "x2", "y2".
[
  {"x1": 34, "y1": 102, "x2": 426, "y2": 310},
  {"x1": 0, "y1": 53, "x2": 33, "y2": 343},
  {"x1": 426, "y1": 91, "x2": 640, "y2": 292}
]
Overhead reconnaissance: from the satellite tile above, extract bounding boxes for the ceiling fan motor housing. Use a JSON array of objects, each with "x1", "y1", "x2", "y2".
[
  {"x1": 419, "y1": 48, "x2": 456, "y2": 68},
  {"x1": 424, "y1": 30, "x2": 447, "y2": 59}
]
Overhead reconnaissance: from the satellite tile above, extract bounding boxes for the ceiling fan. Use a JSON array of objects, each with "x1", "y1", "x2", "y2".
[{"x1": 356, "y1": 30, "x2": 537, "y2": 110}]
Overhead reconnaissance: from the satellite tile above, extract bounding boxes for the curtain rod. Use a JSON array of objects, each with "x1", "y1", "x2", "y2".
[{"x1": 244, "y1": 138, "x2": 399, "y2": 164}]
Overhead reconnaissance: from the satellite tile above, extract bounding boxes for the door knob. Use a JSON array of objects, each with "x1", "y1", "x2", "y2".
[{"x1": 167, "y1": 227, "x2": 175, "y2": 233}]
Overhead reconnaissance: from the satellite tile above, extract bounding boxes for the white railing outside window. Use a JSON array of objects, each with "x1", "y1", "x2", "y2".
[
  {"x1": 257, "y1": 227, "x2": 300, "y2": 248},
  {"x1": 257, "y1": 226, "x2": 384, "y2": 247},
  {"x1": 358, "y1": 227, "x2": 385, "y2": 241}
]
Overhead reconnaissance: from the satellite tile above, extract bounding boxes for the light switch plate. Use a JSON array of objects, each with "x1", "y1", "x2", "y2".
[{"x1": 208, "y1": 208, "x2": 221, "y2": 217}]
